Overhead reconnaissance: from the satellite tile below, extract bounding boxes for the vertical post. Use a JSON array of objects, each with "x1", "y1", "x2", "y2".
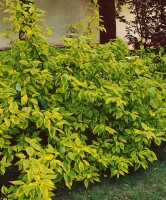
[{"x1": 99, "y1": 0, "x2": 116, "y2": 44}]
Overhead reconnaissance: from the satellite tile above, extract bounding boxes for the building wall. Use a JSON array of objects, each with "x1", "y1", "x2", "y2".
[
  {"x1": 0, "y1": 10, "x2": 11, "y2": 48},
  {"x1": 0, "y1": 0, "x2": 135, "y2": 48},
  {"x1": 116, "y1": 5, "x2": 137, "y2": 42},
  {"x1": 36, "y1": 0, "x2": 94, "y2": 45}
]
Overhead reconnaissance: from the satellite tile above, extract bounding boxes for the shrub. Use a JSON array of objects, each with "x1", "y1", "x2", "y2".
[
  {"x1": 0, "y1": 36, "x2": 166, "y2": 199},
  {"x1": 0, "y1": 1, "x2": 166, "y2": 199}
]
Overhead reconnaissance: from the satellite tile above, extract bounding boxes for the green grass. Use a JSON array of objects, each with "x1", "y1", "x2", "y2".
[{"x1": 54, "y1": 145, "x2": 166, "y2": 200}]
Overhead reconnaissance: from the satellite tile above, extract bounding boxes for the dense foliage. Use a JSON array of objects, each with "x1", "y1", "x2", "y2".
[
  {"x1": 0, "y1": 0, "x2": 166, "y2": 199},
  {"x1": 0, "y1": 37, "x2": 166, "y2": 199}
]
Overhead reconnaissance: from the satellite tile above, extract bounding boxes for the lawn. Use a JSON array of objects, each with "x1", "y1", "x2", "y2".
[{"x1": 54, "y1": 144, "x2": 166, "y2": 200}]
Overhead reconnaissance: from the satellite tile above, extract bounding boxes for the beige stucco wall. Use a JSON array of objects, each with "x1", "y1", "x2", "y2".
[
  {"x1": 36, "y1": 0, "x2": 98, "y2": 45},
  {"x1": 0, "y1": 10, "x2": 11, "y2": 48},
  {"x1": 0, "y1": 1, "x2": 136, "y2": 47},
  {"x1": 116, "y1": 5, "x2": 137, "y2": 42}
]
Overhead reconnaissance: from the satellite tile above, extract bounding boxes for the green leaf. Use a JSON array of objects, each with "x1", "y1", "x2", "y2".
[
  {"x1": 79, "y1": 162, "x2": 84, "y2": 172},
  {"x1": 44, "y1": 118, "x2": 51, "y2": 129},
  {"x1": 119, "y1": 143, "x2": 124, "y2": 150},
  {"x1": 0, "y1": 138, "x2": 4, "y2": 148},
  {"x1": 10, "y1": 115, "x2": 19, "y2": 124},
  {"x1": 27, "y1": 170, "x2": 33, "y2": 182},
  {"x1": 24, "y1": 76, "x2": 31, "y2": 85},
  {"x1": 21, "y1": 94, "x2": 28, "y2": 105},
  {"x1": 64, "y1": 173, "x2": 72, "y2": 189},
  {"x1": 116, "y1": 112, "x2": 123, "y2": 119},
  {"x1": 134, "y1": 163, "x2": 141, "y2": 171},
  {"x1": 105, "y1": 98, "x2": 111, "y2": 104},
  {"x1": 16, "y1": 153, "x2": 26, "y2": 159},
  {"x1": 23, "y1": 159, "x2": 30, "y2": 169},
  {"x1": 31, "y1": 143, "x2": 42, "y2": 152},
  {"x1": 93, "y1": 0, "x2": 98, "y2": 5},
  {"x1": 36, "y1": 118, "x2": 43, "y2": 128},
  {"x1": 40, "y1": 98, "x2": 48, "y2": 109},
  {"x1": 9, "y1": 101, "x2": 18, "y2": 113},
  {"x1": 19, "y1": 60, "x2": 29, "y2": 66},
  {"x1": 67, "y1": 152, "x2": 75, "y2": 161},
  {"x1": 56, "y1": 121, "x2": 67, "y2": 127},
  {"x1": 43, "y1": 154, "x2": 54, "y2": 161},
  {"x1": 30, "y1": 98, "x2": 38, "y2": 105},
  {"x1": 105, "y1": 127, "x2": 117, "y2": 134},
  {"x1": 141, "y1": 123, "x2": 148, "y2": 131},
  {"x1": 26, "y1": 147, "x2": 34, "y2": 157},
  {"x1": 75, "y1": 137, "x2": 81, "y2": 146},
  {"x1": 15, "y1": 84, "x2": 21, "y2": 91},
  {"x1": 84, "y1": 179, "x2": 89, "y2": 188},
  {"x1": 1, "y1": 186, "x2": 8, "y2": 194},
  {"x1": 111, "y1": 170, "x2": 118, "y2": 177},
  {"x1": 49, "y1": 126, "x2": 56, "y2": 138},
  {"x1": 45, "y1": 174, "x2": 57, "y2": 179},
  {"x1": 10, "y1": 180, "x2": 24, "y2": 185},
  {"x1": 63, "y1": 160, "x2": 70, "y2": 173},
  {"x1": 40, "y1": 185, "x2": 49, "y2": 198},
  {"x1": 15, "y1": 186, "x2": 24, "y2": 197},
  {"x1": 4, "y1": 117, "x2": 10, "y2": 127},
  {"x1": 42, "y1": 179, "x2": 55, "y2": 188}
]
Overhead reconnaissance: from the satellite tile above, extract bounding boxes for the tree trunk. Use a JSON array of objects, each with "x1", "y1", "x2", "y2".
[{"x1": 99, "y1": 0, "x2": 116, "y2": 44}]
